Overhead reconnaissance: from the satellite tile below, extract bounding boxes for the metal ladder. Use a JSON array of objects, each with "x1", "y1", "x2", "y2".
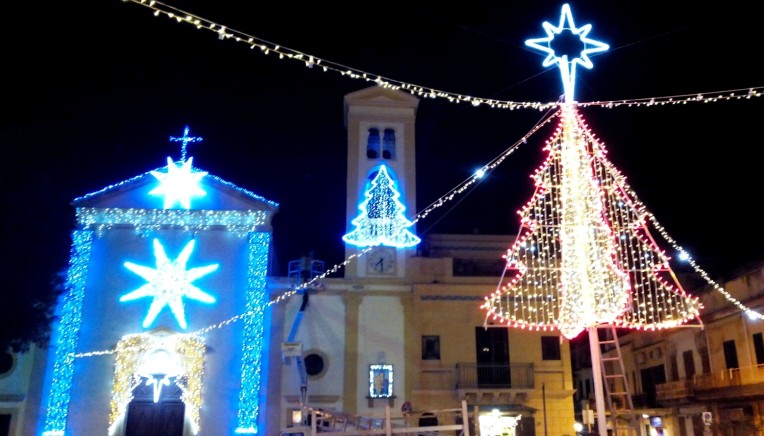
[{"x1": 597, "y1": 325, "x2": 636, "y2": 433}]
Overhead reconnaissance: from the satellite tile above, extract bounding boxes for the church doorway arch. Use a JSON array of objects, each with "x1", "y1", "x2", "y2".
[{"x1": 109, "y1": 329, "x2": 205, "y2": 436}]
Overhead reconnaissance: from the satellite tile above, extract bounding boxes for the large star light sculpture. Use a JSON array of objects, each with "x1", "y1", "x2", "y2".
[
  {"x1": 120, "y1": 238, "x2": 219, "y2": 329},
  {"x1": 149, "y1": 156, "x2": 208, "y2": 209},
  {"x1": 524, "y1": 3, "x2": 609, "y2": 103}
]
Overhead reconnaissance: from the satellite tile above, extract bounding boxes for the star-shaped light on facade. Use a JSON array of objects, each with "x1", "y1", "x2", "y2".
[
  {"x1": 120, "y1": 238, "x2": 219, "y2": 329},
  {"x1": 525, "y1": 3, "x2": 609, "y2": 103},
  {"x1": 149, "y1": 156, "x2": 208, "y2": 209}
]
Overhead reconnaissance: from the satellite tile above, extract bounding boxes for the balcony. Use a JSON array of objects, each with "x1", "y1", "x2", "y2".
[
  {"x1": 655, "y1": 364, "x2": 764, "y2": 404},
  {"x1": 454, "y1": 363, "x2": 534, "y2": 404},
  {"x1": 692, "y1": 364, "x2": 764, "y2": 401},
  {"x1": 655, "y1": 380, "x2": 694, "y2": 405}
]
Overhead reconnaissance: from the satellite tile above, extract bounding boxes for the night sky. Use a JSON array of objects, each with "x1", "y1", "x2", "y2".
[{"x1": 4, "y1": 1, "x2": 764, "y2": 285}]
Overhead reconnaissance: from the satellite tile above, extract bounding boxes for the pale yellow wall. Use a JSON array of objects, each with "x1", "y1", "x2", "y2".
[
  {"x1": 412, "y1": 282, "x2": 575, "y2": 432},
  {"x1": 706, "y1": 314, "x2": 748, "y2": 371}
]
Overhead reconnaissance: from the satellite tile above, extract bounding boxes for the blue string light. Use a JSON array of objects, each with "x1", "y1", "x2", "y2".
[
  {"x1": 236, "y1": 232, "x2": 270, "y2": 434},
  {"x1": 42, "y1": 230, "x2": 93, "y2": 436},
  {"x1": 170, "y1": 125, "x2": 203, "y2": 162}
]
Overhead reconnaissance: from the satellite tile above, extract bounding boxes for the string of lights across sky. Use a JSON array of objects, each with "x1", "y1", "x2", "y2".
[
  {"x1": 125, "y1": 0, "x2": 762, "y2": 109},
  {"x1": 71, "y1": 1, "x2": 764, "y2": 358}
]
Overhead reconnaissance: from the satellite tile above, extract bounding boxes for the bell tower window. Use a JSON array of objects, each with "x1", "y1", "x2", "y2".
[
  {"x1": 382, "y1": 128, "x2": 396, "y2": 160},
  {"x1": 366, "y1": 128, "x2": 380, "y2": 159}
]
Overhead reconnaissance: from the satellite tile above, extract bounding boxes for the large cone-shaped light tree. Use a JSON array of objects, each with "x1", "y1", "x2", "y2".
[{"x1": 480, "y1": 4, "x2": 702, "y2": 434}]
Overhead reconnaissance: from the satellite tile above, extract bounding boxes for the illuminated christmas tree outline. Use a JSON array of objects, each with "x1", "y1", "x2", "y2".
[
  {"x1": 480, "y1": 3, "x2": 702, "y2": 340},
  {"x1": 480, "y1": 7, "x2": 704, "y2": 433},
  {"x1": 343, "y1": 164, "x2": 421, "y2": 248}
]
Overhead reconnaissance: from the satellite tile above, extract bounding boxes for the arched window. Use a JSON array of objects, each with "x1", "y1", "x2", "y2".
[
  {"x1": 366, "y1": 128, "x2": 380, "y2": 159},
  {"x1": 382, "y1": 128, "x2": 396, "y2": 159}
]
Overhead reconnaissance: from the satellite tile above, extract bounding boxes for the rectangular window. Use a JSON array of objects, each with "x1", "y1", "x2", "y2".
[
  {"x1": 683, "y1": 350, "x2": 696, "y2": 378},
  {"x1": 422, "y1": 335, "x2": 441, "y2": 360},
  {"x1": 723, "y1": 340, "x2": 739, "y2": 369},
  {"x1": 700, "y1": 347, "x2": 711, "y2": 374},
  {"x1": 541, "y1": 336, "x2": 561, "y2": 360},
  {"x1": 753, "y1": 332, "x2": 764, "y2": 365}
]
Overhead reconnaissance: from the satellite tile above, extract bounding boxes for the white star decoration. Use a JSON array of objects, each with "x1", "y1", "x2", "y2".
[
  {"x1": 525, "y1": 3, "x2": 609, "y2": 103},
  {"x1": 120, "y1": 238, "x2": 218, "y2": 329},
  {"x1": 149, "y1": 156, "x2": 208, "y2": 209}
]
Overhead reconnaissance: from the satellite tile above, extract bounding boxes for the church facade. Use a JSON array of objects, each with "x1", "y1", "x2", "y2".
[{"x1": 33, "y1": 148, "x2": 279, "y2": 435}]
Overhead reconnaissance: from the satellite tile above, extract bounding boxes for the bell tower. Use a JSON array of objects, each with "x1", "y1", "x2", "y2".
[{"x1": 342, "y1": 86, "x2": 420, "y2": 279}]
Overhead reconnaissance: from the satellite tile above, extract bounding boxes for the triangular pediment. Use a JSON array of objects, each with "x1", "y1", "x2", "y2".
[
  {"x1": 72, "y1": 161, "x2": 278, "y2": 213},
  {"x1": 344, "y1": 85, "x2": 419, "y2": 124}
]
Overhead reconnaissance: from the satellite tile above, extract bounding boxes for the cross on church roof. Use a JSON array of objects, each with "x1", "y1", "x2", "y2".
[{"x1": 170, "y1": 125, "x2": 203, "y2": 162}]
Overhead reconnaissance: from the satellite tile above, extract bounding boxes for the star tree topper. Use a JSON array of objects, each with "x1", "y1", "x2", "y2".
[
  {"x1": 120, "y1": 238, "x2": 219, "y2": 329},
  {"x1": 524, "y1": 3, "x2": 609, "y2": 103}
]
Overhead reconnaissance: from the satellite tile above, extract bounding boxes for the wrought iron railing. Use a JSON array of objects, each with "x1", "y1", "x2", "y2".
[{"x1": 455, "y1": 362, "x2": 534, "y2": 389}]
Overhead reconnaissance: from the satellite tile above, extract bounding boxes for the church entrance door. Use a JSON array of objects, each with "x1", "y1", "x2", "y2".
[{"x1": 125, "y1": 377, "x2": 185, "y2": 436}]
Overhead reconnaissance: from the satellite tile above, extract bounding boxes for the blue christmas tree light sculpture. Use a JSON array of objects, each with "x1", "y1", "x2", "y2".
[{"x1": 343, "y1": 165, "x2": 420, "y2": 248}]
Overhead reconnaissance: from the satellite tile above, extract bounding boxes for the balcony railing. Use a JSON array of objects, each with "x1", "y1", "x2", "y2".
[
  {"x1": 693, "y1": 363, "x2": 764, "y2": 390},
  {"x1": 455, "y1": 362, "x2": 534, "y2": 389},
  {"x1": 655, "y1": 380, "x2": 693, "y2": 402},
  {"x1": 655, "y1": 363, "x2": 764, "y2": 403}
]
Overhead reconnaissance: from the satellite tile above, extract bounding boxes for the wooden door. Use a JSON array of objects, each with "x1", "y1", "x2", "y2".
[{"x1": 125, "y1": 378, "x2": 185, "y2": 436}]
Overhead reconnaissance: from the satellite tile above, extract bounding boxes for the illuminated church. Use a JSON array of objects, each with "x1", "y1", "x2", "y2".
[
  {"x1": 34, "y1": 138, "x2": 279, "y2": 434},
  {"x1": 6, "y1": 85, "x2": 576, "y2": 436}
]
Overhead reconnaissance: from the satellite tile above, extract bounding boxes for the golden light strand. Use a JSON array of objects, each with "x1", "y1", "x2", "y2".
[{"x1": 122, "y1": 0, "x2": 763, "y2": 111}]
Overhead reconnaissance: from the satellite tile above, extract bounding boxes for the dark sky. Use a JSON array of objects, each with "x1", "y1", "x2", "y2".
[{"x1": 4, "y1": 1, "x2": 764, "y2": 282}]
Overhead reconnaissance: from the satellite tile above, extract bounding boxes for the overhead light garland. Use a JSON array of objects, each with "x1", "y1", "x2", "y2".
[{"x1": 122, "y1": 0, "x2": 763, "y2": 110}]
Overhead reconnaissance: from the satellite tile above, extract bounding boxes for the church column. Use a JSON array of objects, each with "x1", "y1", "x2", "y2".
[
  {"x1": 400, "y1": 294, "x2": 416, "y2": 402},
  {"x1": 343, "y1": 293, "x2": 362, "y2": 413}
]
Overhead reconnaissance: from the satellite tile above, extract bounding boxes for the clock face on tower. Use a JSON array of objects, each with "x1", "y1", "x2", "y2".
[{"x1": 367, "y1": 247, "x2": 396, "y2": 275}]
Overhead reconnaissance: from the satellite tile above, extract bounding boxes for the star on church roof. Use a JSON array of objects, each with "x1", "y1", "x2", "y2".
[{"x1": 149, "y1": 156, "x2": 208, "y2": 209}]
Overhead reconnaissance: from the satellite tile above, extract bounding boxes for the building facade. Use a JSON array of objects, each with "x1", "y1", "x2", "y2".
[
  {"x1": 572, "y1": 263, "x2": 764, "y2": 435},
  {"x1": 269, "y1": 86, "x2": 576, "y2": 436}
]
